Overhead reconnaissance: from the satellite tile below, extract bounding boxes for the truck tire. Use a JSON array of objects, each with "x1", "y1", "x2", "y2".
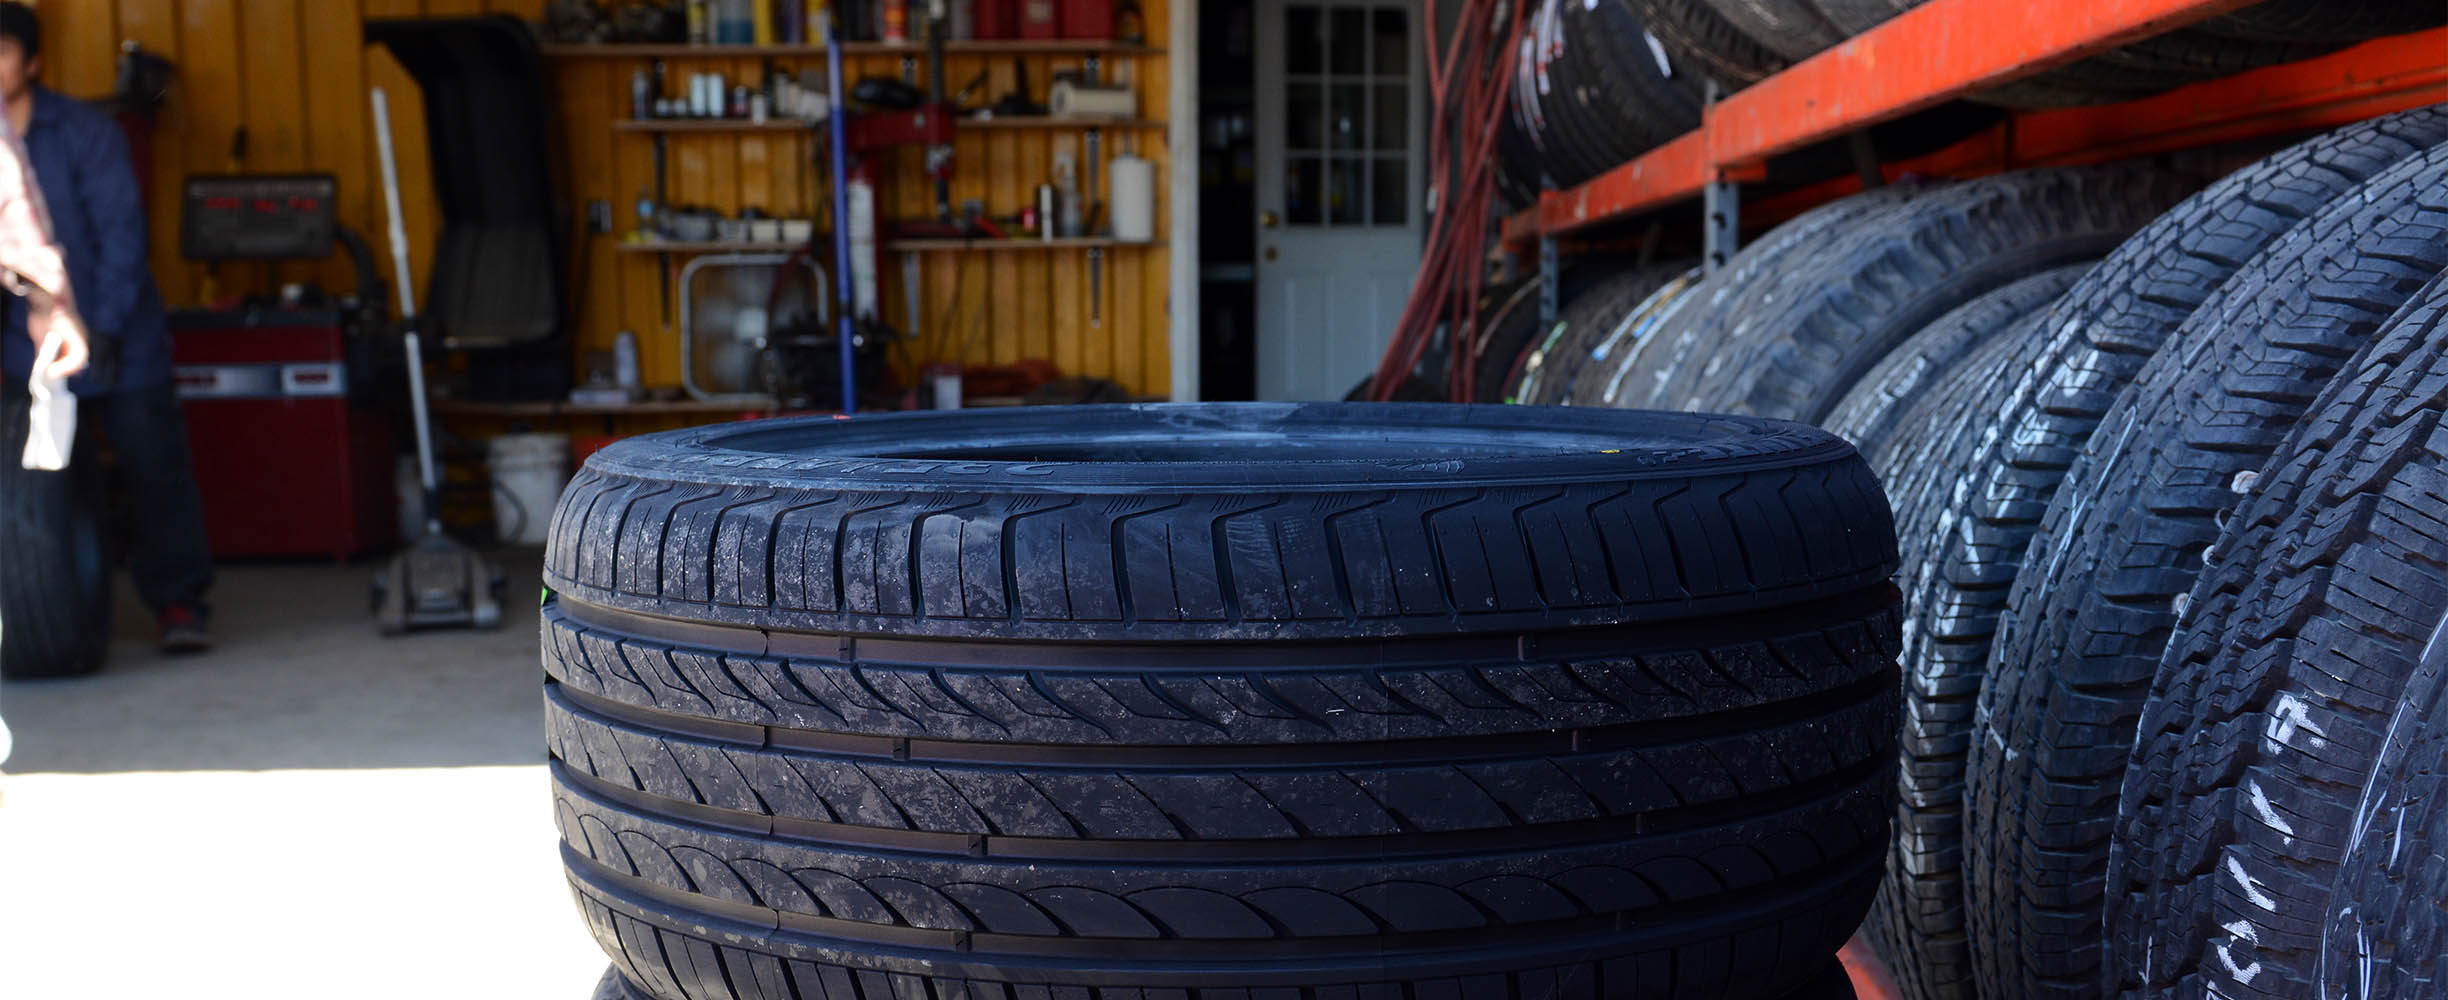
[
  {"x1": 1609, "y1": 183, "x2": 1923, "y2": 414},
  {"x1": 1967, "y1": 137, "x2": 2448, "y2": 1000},
  {"x1": 2110, "y1": 274, "x2": 2448, "y2": 1000},
  {"x1": 1863, "y1": 108, "x2": 2448, "y2": 1000},
  {"x1": 1820, "y1": 264, "x2": 2087, "y2": 456},
  {"x1": 1675, "y1": 166, "x2": 2194, "y2": 424},
  {"x1": 1843, "y1": 311, "x2": 2047, "y2": 1000},
  {"x1": 0, "y1": 395, "x2": 112, "y2": 680},
  {"x1": 543, "y1": 403, "x2": 1905, "y2": 1000}
]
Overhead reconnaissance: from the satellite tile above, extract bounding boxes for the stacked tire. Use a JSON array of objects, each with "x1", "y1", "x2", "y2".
[
  {"x1": 0, "y1": 393, "x2": 113, "y2": 680},
  {"x1": 543, "y1": 404, "x2": 1904, "y2": 1000},
  {"x1": 1490, "y1": 103, "x2": 2448, "y2": 1000}
]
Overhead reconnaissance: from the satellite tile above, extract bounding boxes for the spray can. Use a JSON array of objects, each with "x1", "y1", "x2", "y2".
[
  {"x1": 687, "y1": 0, "x2": 712, "y2": 43},
  {"x1": 883, "y1": 0, "x2": 909, "y2": 43}
]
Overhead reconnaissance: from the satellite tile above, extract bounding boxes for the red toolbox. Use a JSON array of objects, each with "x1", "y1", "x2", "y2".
[{"x1": 171, "y1": 308, "x2": 397, "y2": 559}]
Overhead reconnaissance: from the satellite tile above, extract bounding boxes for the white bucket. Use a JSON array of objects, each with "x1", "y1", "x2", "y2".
[{"x1": 487, "y1": 433, "x2": 570, "y2": 546}]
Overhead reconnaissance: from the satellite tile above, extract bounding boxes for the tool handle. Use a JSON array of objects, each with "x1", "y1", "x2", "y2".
[{"x1": 372, "y1": 87, "x2": 442, "y2": 523}]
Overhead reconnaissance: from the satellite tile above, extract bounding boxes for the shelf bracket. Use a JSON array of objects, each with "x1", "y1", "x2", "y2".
[{"x1": 1701, "y1": 80, "x2": 1739, "y2": 273}]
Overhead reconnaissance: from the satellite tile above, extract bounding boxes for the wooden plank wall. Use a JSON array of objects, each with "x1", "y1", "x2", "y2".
[{"x1": 34, "y1": 0, "x2": 1174, "y2": 400}]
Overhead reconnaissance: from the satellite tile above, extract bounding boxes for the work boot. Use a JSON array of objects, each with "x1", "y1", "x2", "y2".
[{"x1": 158, "y1": 605, "x2": 212, "y2": 655}]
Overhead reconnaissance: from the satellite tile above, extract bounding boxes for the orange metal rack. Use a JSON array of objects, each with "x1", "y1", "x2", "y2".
[{"x1": 1500, "y1": 0, "x2": 2448, "y2": 248}]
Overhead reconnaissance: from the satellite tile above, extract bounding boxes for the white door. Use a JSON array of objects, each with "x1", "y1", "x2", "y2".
[{"x1": 1254, "y1": 0, "x2": 1427, "y2": 401}]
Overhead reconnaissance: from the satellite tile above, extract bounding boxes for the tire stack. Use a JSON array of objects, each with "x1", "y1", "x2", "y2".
[
  {"x1": 1491, "y1": 100, "x2": 2448, "y2": 999},
  {"x1": 544, "y1": 404, "x2": 1906, "y2": 1000}
]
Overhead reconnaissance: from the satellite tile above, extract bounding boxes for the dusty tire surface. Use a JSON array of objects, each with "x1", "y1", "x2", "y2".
[
  {"x1": 1697, "y1": 0, "x2": 1846, "y2": 61},
  {"x1": 1820, "y1": 264, "x2": 2087, "y2": 456},
  {"x1": 545, "y1": 404, "x2": 1905, "y2": 1000},
  {"x1": 1966, "y1": 137, "x2": 2448, "y2": 1000},
  {"x1": 1569, "y1": 269, "x2": 1706, "y2": 408},
  {"x1": 1625, "y1": 0, "x2": 1788, "y2": 89},
  {"x1": 1513, "y1": 263, "x2": 1690, "y2": 406},
  {"x1": 0, "y1": 395, "x2": 112, "y2": 680},
  {"x1": 2108, "y1": 274, "x2": 2448, "y2": 1000},
  {"x1": 1671, "y1": 166, "x2": 2193, "y2": 424}
]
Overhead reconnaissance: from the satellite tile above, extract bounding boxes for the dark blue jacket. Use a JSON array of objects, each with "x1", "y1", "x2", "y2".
[{"x1": 4, "y1": 85, "x2": 169, "y2": 395}]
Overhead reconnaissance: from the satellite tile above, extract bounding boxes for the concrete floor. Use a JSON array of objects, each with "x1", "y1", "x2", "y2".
[{"x1": 0, "y1": 549, "x2": 607, "y2": 999}]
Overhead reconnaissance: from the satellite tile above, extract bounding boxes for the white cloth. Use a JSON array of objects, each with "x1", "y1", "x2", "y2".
[{"x1": 23, "y1": 325, "x2": 74, "y2": 470}]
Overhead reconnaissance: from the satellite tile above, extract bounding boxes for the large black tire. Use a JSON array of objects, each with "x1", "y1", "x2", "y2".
[
  {"x1": 1966, "y1": 137, "x2": 2448, "y2": 1000},
  {"x1": 544, "y1": 404, "x2": 1905, "y2": 1000},
  {"x1": 1804, "y1": 0, "x2": 1910, "y2": 36},
  {"x1": 1625, "y1": 0, "x2": 1788, "y2": 90},
  {"x1": 1513, "y1": 262, "x2": 1690, "y2": 406},
  {"x1": 1819, "y1": 264, "x2": 2087, "y2": 456},
  {"x1": 1524, "y1": 0, "x2": 1703, "y2": 188},
  {"x1": 1608, "y1": 184, "x2": 1923, "y2": 414},
  {"x1": 1698, "y1": 0, "x2": 1846, "y2": 61},
  {"x1": 2109, "y1": 274, "x2": 2448, "y2": 1000},
  {"x1": 1843, "y1": 107, "x2": 2448, "y2": 1000},
  {"x1": 0, "y1": 394, "x2": 113, "y2": 680},
  {"x1": 1674, "y1": 166, "x2": 2195, "y2": 424}
]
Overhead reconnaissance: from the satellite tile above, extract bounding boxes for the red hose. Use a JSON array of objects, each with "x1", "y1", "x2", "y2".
[{"x1": 1369, "y1": 0, "x2": 1527, "y2": 402}]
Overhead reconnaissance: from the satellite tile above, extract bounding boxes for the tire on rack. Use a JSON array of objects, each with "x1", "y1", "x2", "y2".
[
  {"x1": 1696, "y1": 0, "x2": 1847, "y2": 61},
  {"x1": 1625, "y1": 0, "x2": 1788, "y2": 90},
  {"x1": 1848, "y1": 105, "x2": 2448, "y2": 1000},
  {"x1": 0, "y1": 394, "x2": 113, "y2": 680},
  {"x1": 2109, "y1": 274, "x2": 2448, "y2": 1000},
  {"x1": 1607, "y1": 183, "x2": 1924, "y2": 414},
  {"x1": 1552, "y1": 0, "x2": 1702, "y2": 181},
  {"x1": 1820, "y1": 264, "x2": 2088, "y2": 456},
  {"x1": 1966, "y1": 135, "x2": 2448, "y2": 1000},
  {"x1": 1464, "y1": 278, "x2": 1544, "y2": 404},
  {"x1": 1512, "y1": 262, "x2": 1690, "y2": 405},
  {"x1": 1833, "y1": 308, "x2": 2046, "y2": 1000},
  {"x1": 543, "y1": 403, "x2": 1906, "y2": 1000},
  {"x1": 1567, "y1": 268, "x2": 1706, "y2": 408},
  {"x1": 1672, "y1": 166, "x2": 2195, "y2": 424}
]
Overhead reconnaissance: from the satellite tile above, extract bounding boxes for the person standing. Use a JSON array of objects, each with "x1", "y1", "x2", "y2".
[
  {"x1": 0, "y1": 58, "x2": 91, "y2": 767},
  {"x1": 0, "y1": 3, "x2": 211, "y2": 654}
]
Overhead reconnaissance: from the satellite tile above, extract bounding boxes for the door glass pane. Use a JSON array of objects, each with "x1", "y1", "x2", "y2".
[
  {"x1": 1372, "y1": 159, "x2": 1406, "y2": 225},
  {"x1": 1330, "y1": 83, "x2": 1366, "y2": 150},
  {"x1": 1288, "y1": 156, "x2": 1323, "y2": 224},
  {"x1": 1287, "y1": 6, "x2": 1322, "y2": 75},
  {"x1": 1372, "y1": 83, "x2": 1405, "y2": 150},
  {"x1": 1287, "y1": 82, "x2": 1323, "y2": 151},
  {"x1": 1330, "y1": 158, "x2": 1365, "y2": 225},
  {"x1": 1373, "y1": 9, "x2": 1407, "y2": 76},
  {"x1": 1330, "y1": 8, "x2": 1367, "y2": 75}
]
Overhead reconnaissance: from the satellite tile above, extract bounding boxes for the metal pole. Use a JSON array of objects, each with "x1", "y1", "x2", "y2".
[
  {"x1": 372, "y1": 87, "x2": 442, "y2": 533},
  {"x1": 826, "y1": 25, "x2": 859, "y2": 414}
]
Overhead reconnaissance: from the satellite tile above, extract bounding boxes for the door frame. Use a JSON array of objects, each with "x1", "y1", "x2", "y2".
[{"x1": 1168, "y1": 0, "x2": 1201, "y2": 401}]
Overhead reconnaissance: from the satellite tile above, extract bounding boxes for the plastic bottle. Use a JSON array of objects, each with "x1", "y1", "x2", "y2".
[{"x1": 717, "y1": 0, "x2": 756, "y2": 44}]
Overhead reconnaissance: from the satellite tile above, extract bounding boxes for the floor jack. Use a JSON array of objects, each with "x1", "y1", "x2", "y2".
[{"x1": 369, "y1": 86, "x2": 502, "y2": 635}]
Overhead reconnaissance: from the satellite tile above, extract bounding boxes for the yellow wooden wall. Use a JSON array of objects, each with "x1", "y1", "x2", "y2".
[{"x1": 34, "y1": 0, "x2": 1173, "y2": 399}]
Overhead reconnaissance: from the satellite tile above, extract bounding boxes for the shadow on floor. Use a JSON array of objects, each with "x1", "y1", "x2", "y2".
[{"x1": 1, "y1": 546, "x2": 549, "y2": 774}]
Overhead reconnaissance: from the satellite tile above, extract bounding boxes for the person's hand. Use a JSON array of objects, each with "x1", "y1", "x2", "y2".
[{"x1": 27, "y1": 298, "x2": 89, "y2": 380}]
